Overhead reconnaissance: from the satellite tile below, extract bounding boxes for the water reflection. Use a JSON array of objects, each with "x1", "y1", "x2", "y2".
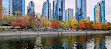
[{"x1": 0, "y1": 33, "x2": 110, "y2": 49}]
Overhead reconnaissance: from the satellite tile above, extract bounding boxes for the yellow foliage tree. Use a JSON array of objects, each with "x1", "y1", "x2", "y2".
[
  {"x1": 46, "y1": 20, "x2": 52, "y2": 27},
  {"x1": 22, "y1": 15, "x2": 30, "y2": 21},
  {"x1": 79, "y1": 19, "x2": 86, "y2": 24},
  {"x1": 60, "y1": 21, "x2": 66, "y2": 28},
  {"x1": 67, "y1": 20, "x2": 71, "y2": 29},
  {"x1": 71, "y1": 19, "x2": 78, "y2": 29},
  {"x1": 40, "y1": 17, "x2": 47, "y2": 28}
]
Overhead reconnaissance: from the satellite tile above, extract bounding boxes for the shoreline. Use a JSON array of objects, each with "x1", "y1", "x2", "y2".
[{"x1": 0, "y1": 31, "x2": 110, "y2": 37}]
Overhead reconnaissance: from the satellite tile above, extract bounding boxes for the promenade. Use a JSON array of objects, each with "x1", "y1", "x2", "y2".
[{"x1": 0, "y1": 31, "x2": 110, "y2": 37}]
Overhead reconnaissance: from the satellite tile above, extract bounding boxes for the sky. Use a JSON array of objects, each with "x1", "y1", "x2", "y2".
[{"x1": 25, "y1": 0, "x2": 111, "y2": 22}]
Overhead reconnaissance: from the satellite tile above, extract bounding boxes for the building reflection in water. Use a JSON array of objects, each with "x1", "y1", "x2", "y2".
[
  {"x1": 0, "y1": 33, "x2": 110, "y2": 49},
  {"x1": 34, "y1": 37, "x2": 43, "y2": 49},
  {"x1": 105, "y1": 35, "x2": 111, "y2": 49},
  {"x1": 94, "y1": 34, "x2": 107, "y2": 49}
]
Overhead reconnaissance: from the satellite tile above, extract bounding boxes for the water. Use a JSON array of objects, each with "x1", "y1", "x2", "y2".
[{"x1": 0, "y1": 33, "x2": 110, "y2": 49}]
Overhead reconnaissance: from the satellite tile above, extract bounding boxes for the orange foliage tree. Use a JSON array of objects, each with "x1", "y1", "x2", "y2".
[
  {"x1": 107, "y1": 23, "x2": 111, "y2": 30},
  {"x1": 11, "y1": 17, "x2": 30, "y2": 28},
  {"x1": 79, "y1": 24, "x2": 86, "y2": 29},
  {"x1": 51, "y1": 19, "x2": 60, "y2": 29}
]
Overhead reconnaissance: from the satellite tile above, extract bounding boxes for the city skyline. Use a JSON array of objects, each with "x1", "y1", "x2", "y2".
[{"x1": 25, "y1": 0, "x2": 111, "y2": 22}]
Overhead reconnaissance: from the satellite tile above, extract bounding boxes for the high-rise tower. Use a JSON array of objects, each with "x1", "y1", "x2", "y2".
[
  {"x1": 42, "y1": 0, "x2": 51, "y2": 20},
  {"x1": 75, "y1": 0, "x2": 87, "y2": 21},
  {"x1": 53, "y1": 0, "x2": 65, "y2": 21},
  {"x1": 94, "y1": 0, "x2": 105, "y2": 23}
]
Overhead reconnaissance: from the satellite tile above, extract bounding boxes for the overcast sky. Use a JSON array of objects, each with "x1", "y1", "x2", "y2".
[{"x1": 25, "y1": 0, "x2": 111, "y2": 22}]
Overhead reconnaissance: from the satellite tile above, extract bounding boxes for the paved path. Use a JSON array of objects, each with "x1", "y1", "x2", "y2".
[{"x1": 0, "y1": 31, "x2": 110, "y2": 37}]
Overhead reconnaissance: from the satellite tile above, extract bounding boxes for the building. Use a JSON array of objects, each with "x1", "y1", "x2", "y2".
[
  {"x1": 94, "y1": 0, "x2": 105, "y2": 23},
  {"x1": 105, "y1": 20, "x2": 107, "y2": 24},
  {"x1": 85, "y1": 17, "x2": 90, "y2": 21},
  {"x1": 12, "y1": 0, "x2": 25, "y2": 16},
  {"x1": 27, "y1": 1, "x2": 35, "y2": 17},
  {"x1": 42, "y1": 0, "x2": 51, "y2": 20},
  {"x1": 75, "y1": 0, "x2": 87, "y2": 21},
  {"x1": 53, "y1": 0, "x2": 65, "y2": 21},
  {"x1": 2, "y1": 0, "x2": 13, "y2": 16},
  {"x1": 0, "y1": 0, "x2": 2, "y2": 6},
  {"x1": 65, "y1": 8, "x2": 74, "y2": 22}
]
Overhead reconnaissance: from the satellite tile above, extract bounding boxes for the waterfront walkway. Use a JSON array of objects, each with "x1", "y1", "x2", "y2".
[{"x1": 0, "y1": 31, "x2": 110, "y2": 37}]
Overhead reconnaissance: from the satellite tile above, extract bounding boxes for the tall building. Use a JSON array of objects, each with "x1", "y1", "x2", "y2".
[
  {"x1": 2, "y1": 0, "x2": 13, "y2": 16},
  {"x1": 94, "y1": 0, "x2": 105, "y2": 23},
  {"x1": 53, "y1": 0, "x2": 65, "y2": 21},
  {"x1": 75, "y1": 0, "x2": 87, "y2": 21},
  {"x1": 42, "y1": 0, "x2": 51, "y2": 20},
  {"x1": 12, "y1": 0, "x2": 25, "y2": 16},
  {"x1": 85, "y1": 17, "x2": 90, "y2": 21},
  {"x1": 27, "y1": 1, "x2": 35, "y2": 17},
  {"x1": 65, "y1": 8, "x2": 74, "y2": 22},
  {"x1": 0, "y1": 0, "x2": 2, "y2": 6}
]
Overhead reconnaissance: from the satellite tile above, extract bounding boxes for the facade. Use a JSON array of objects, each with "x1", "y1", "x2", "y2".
[
  {"x1": 94, "y1": 0, "x2": 105, "y2": 23},
  {"x1": 42, "y1": 0, "x2": 51, "y2": 20},
  {"x1": 85, "y1": 17, "x2": 90, "y2": 21},
  {"x1": 75, "y1": 0, "x2": 87, "y2": 21},
  {"x1": 2, "y1": 0, "x2": 13, "y2": 16},
  {"x1": 12, "y1": 0, "x2": 25, "y2": 16},
  {"x1": 53, "y1": 0, "x2": 65, "y2": 21},
  {"x1": 65, "y1": 8, "x2": 74, "y2": 22},
  {"x1": 27, "y1": 1, "x2": 35, "y2": 17}
]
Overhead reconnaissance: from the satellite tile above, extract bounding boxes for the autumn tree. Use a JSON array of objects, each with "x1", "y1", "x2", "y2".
[
  {"x1": 66, "y1": 20, "x2": 72, "y2": 29},
  {"x1": 79, "y1": 19, "x2": 86, "y2": 29},
  {"x1": 71, "y1": 19, "x2": 78, "y2": 29},
  {"x1": 59, "y1": 21, "x2": 66, "y2": 29},
  {"x1": 107, "y1": 23, "x2": 111, "y2": 30},
  {"x1": 46, "y1": 20, "x2": 51, "y2": 27},
  {"x1": 79, "y1": 24, "x2": 86, "y2": 29},
  {"x1": 85, "y1": 21, "x2": 94, "y2": 29},
  {"x1": 40, "y1": 17, "x2": 47, "y2": 28},
  {"x1": 51, "y1": 19, "x2": 60, "y2": 29}
]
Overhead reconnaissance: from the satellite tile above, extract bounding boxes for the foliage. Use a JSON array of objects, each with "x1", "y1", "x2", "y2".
[
  {"x1": 11, "y1": 16, "x2": 30, "y2": 28},
  {"x1": 59, "y1": 21, "x2": 66, "y2": 28},
  {"x1": 79, "y1": 24, "x2": 86, "y2": 29},
  {"x1": 107, "y1": 23, "x2": 111, "y2": 30},
  {"x1": 71, "y1": 19, "x2": 78, "y2": 29},
  {"x1": 66, "y1": 20, "x2": 72, "y2": 29},
  {"x1": 50, "y1": 19, "x2": 60, "y2": 29},
  {"x1": 40, "y1": 17, "x2": 47, "y2": 28},
  {"x1": 46, "y1": 20, "x2": 52, "y2": 27}
]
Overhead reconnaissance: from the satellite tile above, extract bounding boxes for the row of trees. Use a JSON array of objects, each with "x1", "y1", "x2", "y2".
[{"x1": 0, "y1": 15, "x2": 111, "y2": 30}]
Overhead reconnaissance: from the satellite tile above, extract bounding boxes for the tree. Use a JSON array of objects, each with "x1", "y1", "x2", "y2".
[
  {"x1": 51, "y1": 19, "x2": 60, "y2": 29},
  {"x1": 46, "y1": 20, "x2": 52, "y2": 27},
  {"x1": 79, "y1": 24, "x2": 86, "y2": 29},
  {"x1": 92, "y1": 22, "x2": 103, "y2": 30},
  {"x1": 107, "y1": 23, "x2": 111, "y2": 30},
  {"x1": 66, "y1": 20, "x2": 72, "y2": 29},
  {"x1": 103, "y1": 24, "x2": 108, "y2": 30},
  {"x1": 22, "y1": 15, "x2": 30, "y2": 21},
  {"x1": 71, "y1": 19, "x2": 78, "y2": 29},
  {"x1": 59, "y1": 21, "x2": 66, "y2": 28},
  {"x1": 40, "y1": 17, "x2": 47, "y2": 28},
  {"x1": 79, "y1": 19, "x2": 86, "y2": 29},
  {"x1": 85, "y1": 21, "x2": 93, "y2": 29}
]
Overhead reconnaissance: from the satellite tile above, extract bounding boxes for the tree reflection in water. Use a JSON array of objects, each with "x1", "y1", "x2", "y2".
[{"x1": 0, "y1": 33, "x2": 110, "y2": 49}]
